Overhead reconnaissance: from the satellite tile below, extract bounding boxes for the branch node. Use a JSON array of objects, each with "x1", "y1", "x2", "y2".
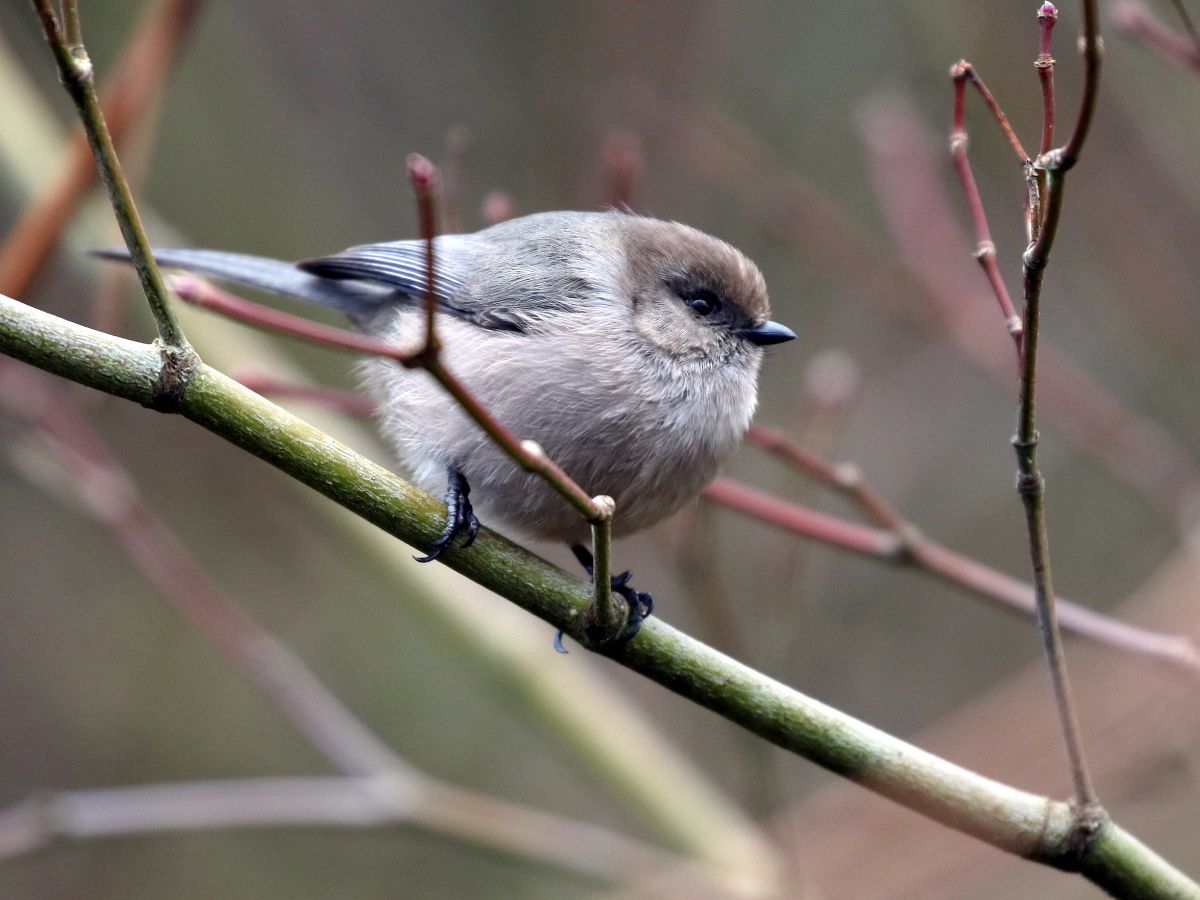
[
  {"x1": 146, "y1": 341, "x2": 199, "y2": 413},
  {"x1": 1015, "y1": 471, "x2": 1045, "y2": 498},
  {"x1": 68, "y1": 51, "x2": 93, "y2": 81},
  {"x1": 520, "y1": 439, "x2": 546, "y2": 461},
  {"x1": 973, "y1": 240, "x2": 996, "y2": 261},
  {"x1": 1063, "y1": 801, "x2": 1110, "y2": 869},
  {"x1": 832, "y1": 462, "x2": 862, "y2": 490},
  {"x1": 590, "y1": 494, "x2": 616, "y2": 522},
  {"x1": 1022, "y1": 244, "x2": 1049, "y2": 271}
]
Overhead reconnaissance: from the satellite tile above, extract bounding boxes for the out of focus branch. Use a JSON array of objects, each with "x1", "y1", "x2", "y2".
[
  {"x1": 0, "y1": 0, "x2": 203, "y2": 297},
  {"x1": 702, "y1": 472, "x2": 1200, "y2": 678},
  {"x1": 0, "y1": 776, "x2": 684, "y2": 883},
  {"x1": 1112, "y1": 0, "x2": 1200, "y2": 73}
]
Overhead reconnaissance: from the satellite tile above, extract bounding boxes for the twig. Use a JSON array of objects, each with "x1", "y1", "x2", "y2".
[
  {"x1": 1057, "y1": 0, "x2": 1102, "y2": 171},
  {"x1": 1169, "y1": 0, "x2": 1200, "y2": 48},
  {"x1": 949, "y1": 63, "x2": 1024, "y2": 347},
  {"x1": 602, "y1": 130, "x2": 643, "y2": 210},
  {"x1": 408, "y1": 153, "x2": 617, "y2": 638},
  {"x1": 0, "y1": 776, "x2": 685, "y2": 882},
  {"x1": 1037, "y1": 3, "x2": 1059, "y2": 158},
  {"x1": 854, "y1": 93, "x2": 1200, "y2": 521},
  {"x1": 701, "y1": 475, "x2": 1200, "y2": 678},
  {"x1": 30, "y1": 0, "x2": 189, "y2": 351},
  {"x1": 1112, "y1": 0, "x2": 1200, "y2": 73},
  {"x1": 745, "y1": 423, "x2": 903, "y2": 530},
  {"x1": 233, "y1": 370, "x2": 377, "y2": 418},
  {"x1": 439, "y1": 125, "x2": 471, "y2": 234},
  {"x1": 1016, "y1": 0, "x2": 1103, "y2": 825}
]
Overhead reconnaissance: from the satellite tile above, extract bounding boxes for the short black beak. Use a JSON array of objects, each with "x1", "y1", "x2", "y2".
[{"x1": 742, "y1": 320, "x2": 796, "y2": 346}]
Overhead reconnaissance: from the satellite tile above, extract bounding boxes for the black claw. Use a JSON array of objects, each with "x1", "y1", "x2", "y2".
[
  {"x1": 565, "y1": 544, "x2": 655, "y2": 645},
  {"x1": 414, "y1": 466, "x2": 480, "y2": 563}
]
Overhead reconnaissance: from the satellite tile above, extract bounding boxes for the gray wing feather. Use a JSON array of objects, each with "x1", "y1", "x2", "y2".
[
  {"x1": 92, "y1": 247, "x2": 396, "y2": 317},
  {"x1": 298, "y1": 238, "x2": 471, "y2": 303}
]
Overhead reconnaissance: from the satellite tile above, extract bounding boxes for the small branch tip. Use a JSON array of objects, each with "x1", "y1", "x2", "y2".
[
  {"x1": 168, "y1": 272, "x2": 205, "y2": 301},
  {"x1": 519, "y1": 439, "x2": 546, "y2": 460},
  {"x1": 1006, "y1": 315, "x2": 1025, "y2": 336},
  {"x1": 406, "y1": 153, "x2": 439, "y2": 193},
  {"x1": 591, "y1": 495, "x2": 616, "y2": 521},
  {"x1": 1038, "y1": 3, "x2": 1058, "y2": 21}
]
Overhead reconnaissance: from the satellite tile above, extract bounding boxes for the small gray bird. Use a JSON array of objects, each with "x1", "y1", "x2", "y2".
[{"x1": 102, "y1": 210, "x2": 794, "y2": 632}]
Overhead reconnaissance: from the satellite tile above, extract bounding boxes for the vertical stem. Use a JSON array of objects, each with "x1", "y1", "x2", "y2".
[
  {"x1": 1061, "y1": 0, "x2": 1101, "y2": 169},
  {"x1": 589, "y1": 516, "x2": 618, "y2": 635},
  {"x1": 30, "y1": 0, "x2": 190, "y2": 351},
  {"x1": 1018, "y1": 168, "x2": 1099, "y2": 816},
  {"x1": 407, "y1": 153, "x2": 441, "y2": 356},
  {"x1": 1036, "y1": 4, "x2": 1059, "y2": 158}
]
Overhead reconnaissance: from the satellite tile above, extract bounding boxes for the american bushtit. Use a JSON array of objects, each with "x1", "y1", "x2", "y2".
[{"x1": 103, "y1": 211, "x2": 793, "y2": 628}]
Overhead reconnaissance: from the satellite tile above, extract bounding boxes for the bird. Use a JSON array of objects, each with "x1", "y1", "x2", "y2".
[{"x1": 99, "y1": 210, "x2": 795, "y2": 637}]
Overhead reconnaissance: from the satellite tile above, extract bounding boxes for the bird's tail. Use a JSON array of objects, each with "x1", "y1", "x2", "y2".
[{"x1": 91, "y1": 247, "x2": 393, "y2": 317}]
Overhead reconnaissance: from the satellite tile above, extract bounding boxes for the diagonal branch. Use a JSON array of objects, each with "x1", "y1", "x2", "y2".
[{"x1": 0, "y1": 292, "x2": 1196, "y2": 895}]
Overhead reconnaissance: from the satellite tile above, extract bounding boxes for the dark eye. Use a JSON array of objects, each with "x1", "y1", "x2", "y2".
[{"x1": 685, "y1": 290, "x2": 721, "y2": 316}]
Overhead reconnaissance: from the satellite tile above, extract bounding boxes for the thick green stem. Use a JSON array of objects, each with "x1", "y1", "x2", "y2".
[{"x1": 2, "y1": 293, "x2": 1197, "y2": 896}]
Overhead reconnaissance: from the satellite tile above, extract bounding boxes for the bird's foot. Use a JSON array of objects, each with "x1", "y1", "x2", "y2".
[
  {"x1": 556, "y1": 544, "x2": 653, "y2": 650},
  {"x1": 414, "y1": 466, "x2": 480, "y2": 562}
]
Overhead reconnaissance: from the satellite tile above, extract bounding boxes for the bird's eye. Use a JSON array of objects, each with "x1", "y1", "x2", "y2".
[{"x1": 685, "y1": 290, "x2": 721, "y2": 316}]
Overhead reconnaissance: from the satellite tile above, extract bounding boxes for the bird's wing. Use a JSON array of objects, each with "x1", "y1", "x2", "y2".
[
  {"x1": 92, "y1": 247, "x2": 395, "y2": 318},
  {"x1": 299, "y1": 237, "x2": 538, "y2": 333},
  {"x1": 299, "y1": 237, "x2": 471, "y2": 305}
]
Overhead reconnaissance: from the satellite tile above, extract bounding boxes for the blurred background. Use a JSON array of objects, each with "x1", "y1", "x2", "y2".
[{"x1": 1, "y1": 1, "x2": 1199, "y2": 896}]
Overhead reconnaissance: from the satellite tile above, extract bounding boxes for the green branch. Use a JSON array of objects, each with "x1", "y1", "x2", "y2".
[{"x1": 2, "y1": 291, "x2": 1196, "y2": 898}]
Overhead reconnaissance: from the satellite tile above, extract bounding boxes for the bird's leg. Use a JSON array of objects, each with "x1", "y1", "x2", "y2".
[
  {"x1": 569, "y1": 543, "x2": 654, "y2": 642},
  {"x1": 414, "y1": 465, "x2": 480, "y2": 562}
]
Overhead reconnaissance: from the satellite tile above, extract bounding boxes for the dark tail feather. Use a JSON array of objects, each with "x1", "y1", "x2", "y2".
[{"x1": 91, "y1": 247, "x2": 394, "y2": 317}]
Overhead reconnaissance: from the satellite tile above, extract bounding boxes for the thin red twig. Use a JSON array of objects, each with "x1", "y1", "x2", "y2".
[
  {"x1": 1037, "y1": 3, "x2": 1059, "y2": 157},
  {"x1": 602, "y1": 130, "x2": 643, "y2": 210},
  {"x1": 701, "y1": 474, "x2": 1200, "y2": 678},
  {"x1": 407, "y1": 153, "x2": 441, "y2": 356},
  {"x1": 233, "y1": 371, "x2": 377, "y2": 419},
  {"x1": 949, "y1": 63, "x2": 1024, "y2": 349}
]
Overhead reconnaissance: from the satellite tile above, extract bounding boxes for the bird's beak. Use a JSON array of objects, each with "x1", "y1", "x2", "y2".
[{"x1": 741, "y1": 320, "x2": 796, "y2": 346}]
